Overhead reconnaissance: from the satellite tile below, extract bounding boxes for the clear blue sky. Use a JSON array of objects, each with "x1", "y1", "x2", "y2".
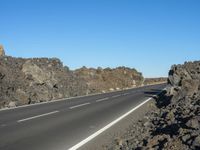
[{"x1": 1, "y1": 0, "x2": 200, "y2": 77}]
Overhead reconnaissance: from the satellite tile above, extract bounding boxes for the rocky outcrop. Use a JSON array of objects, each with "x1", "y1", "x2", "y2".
[
  {"x1": 0, "y1": 47, "x2": 144, "y2": 108},
  {"x1": 0, "y1": 45, "x2": 5, "y2": 56},
  {"x1": 109, "y1": 61, "x2": 200, "y2": 150},
  {"x1": 74, "y1": 66, "x2": 143, "y2": 94},
  {"x1": 0, "y1": 56, "x2": 88, "y2": 108}
]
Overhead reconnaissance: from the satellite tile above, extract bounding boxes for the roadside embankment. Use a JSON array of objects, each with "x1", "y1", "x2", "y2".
[
  {"x1": 109, "y1": 61, "x2": 200, "y2": 150},
  {"x1": 0, "y1": 46, "x2": 145, "y2": 108}
]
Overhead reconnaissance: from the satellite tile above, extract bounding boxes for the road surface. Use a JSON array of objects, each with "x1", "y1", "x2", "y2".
[{"x1": 0, "y1": 83, "x2": 166, "y2": 150}]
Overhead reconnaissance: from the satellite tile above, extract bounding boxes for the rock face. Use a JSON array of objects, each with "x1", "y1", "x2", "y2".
[
  {"x1": 74, "y1": 66, "x2": 143, "y2": 94},
  {"x1": 109, "y1": 61, "x2": 200, "y2": 150},
  {"x1": 0, "y1": 56, "x2": 88, "y2": 108},
  {"x1": 0, "y1": 45, "x2": 5, "y2": 56},
  {"x1": 0, "y1": 55, "x2": 144, "y2": 108}
]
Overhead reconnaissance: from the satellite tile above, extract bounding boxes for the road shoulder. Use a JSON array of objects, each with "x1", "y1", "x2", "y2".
[{"x1": 80, "y1": 97, "x2": 157, "y2": 150}]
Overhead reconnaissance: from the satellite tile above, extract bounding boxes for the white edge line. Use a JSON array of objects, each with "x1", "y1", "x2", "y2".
[
  {"x1": 0, "y1": 83, "x2": 166, "y2": 112},
  {"x1": 96, "y1": 97, "x2": 109, "y2": 102},
  {"x1": 68, "y1": 88, "x2": 166, "y2": 150},
  {"x1": 69, "y1": 103, "x2": 90, "y2": 109},
  {"x1": 17, "y1": 110, "x2": 59, "y2": 123},
  {"x1": 112, "y1": 95, "x2": 121, "y2": 98},
  {"x1": 68, "y1": 97, "x2": 153, "y2": 150}
]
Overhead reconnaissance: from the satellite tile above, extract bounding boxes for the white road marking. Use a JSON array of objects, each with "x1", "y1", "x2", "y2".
[
  {"x1": 123, "y1": 93, "x2": 130, "y2": 96},
  {"x1": 17, "y1": 111, "x2": 59, "y2": 123},
  {"x1": 69, "y1": 103, "x2": 90, "y2": 109},
  {"x1": 112, "y1": 95, "x2": 121, "y2": 98},
  {"x1": 96, "y1": 97, "x2": 109, "y2": 102},
  {"x1": 68, "y1": 97, "x2": 153, "y2": 150}
]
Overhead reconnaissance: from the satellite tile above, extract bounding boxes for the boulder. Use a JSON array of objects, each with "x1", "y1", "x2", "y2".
[
  {"x1": 22, "y1": 60, "x2": 56, "y2": 86},
  {"x1": 8, "y1": 101, "x2": 16, "y2": 108},
  {"x1": 0, "y1": 45, "x2": 5, "y2": 56},
  {"x1": 192, "y1": 135, "x2": 200, "y2": 148},
  {"x1": 186, "y1": 117, "x2": 200, "y2": 129},
  {"x1": 15, "y1": 89, "x2": 29, "y2": 105},
  {"x1": 181, "y1": 79, "x2": 199, "y2": 96}
]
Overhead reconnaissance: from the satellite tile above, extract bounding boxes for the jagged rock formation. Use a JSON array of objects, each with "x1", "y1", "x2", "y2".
[
  {"x1": 74, "y1": 66, "x2": 143, "y2": 94},
  {"x1": 0, "y1": 56, "x2": 88, "y2": 108},
  {"x1": 109, "y1": 61, "x2": 200, "y2": 150},
  {"x1": 0, "y1": 47, "x2": 144, "y2": 108},
  {"x1": 0, "y1": 45, "x2": 5, "y2": 56}
]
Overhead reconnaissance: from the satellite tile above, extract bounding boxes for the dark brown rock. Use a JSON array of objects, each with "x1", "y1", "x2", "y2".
[
  {"x1": 0, "y1": 56, "x2": 144, "y2": 108},
  {"x1": 108, "y1": 60, "x2": 200, "y2": 150},
  {"x1": 181, "y1": 79, "x2": 199, "y2": 96}
]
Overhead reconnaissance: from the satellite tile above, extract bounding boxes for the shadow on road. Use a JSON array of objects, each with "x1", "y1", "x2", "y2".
[
  {"x1": 143, "y1": 89, "x2": 162, "y2": 97},
  {"x1": 143, "y1": 89, "x2": 173, "y2": 108}
]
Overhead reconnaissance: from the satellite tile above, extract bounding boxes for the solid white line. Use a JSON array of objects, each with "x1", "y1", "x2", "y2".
[
  {"x1": 96, "y1": 97, "x2": 109, "y2": 102},
  {"x1": 17, "y1": 111, "x2": 59, "y2": 123},
  {"x1": 68, "y1": 97, "x2": 153, "y2": 150},
  {"x1": 112, "y1": 95, "x2": 121, "y2": 98},
  {"x1": 69, "y1": 103, "x2": 90, "y2": 109}
]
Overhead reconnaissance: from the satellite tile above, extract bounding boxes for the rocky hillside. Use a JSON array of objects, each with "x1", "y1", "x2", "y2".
[
  {"x1": 110, "y1": 61, "x2": 200, "y2": 150},
  {"x1": 0, "y1": 46, "x2": 144, "y2": 108}
]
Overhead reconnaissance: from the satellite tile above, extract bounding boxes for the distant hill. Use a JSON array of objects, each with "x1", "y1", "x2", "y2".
[{"x1": 143, "y1": 77, "x2": 167, "y2": 85}]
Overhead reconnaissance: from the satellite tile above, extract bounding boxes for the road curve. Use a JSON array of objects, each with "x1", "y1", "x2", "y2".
[{"x1": 0, "y1": 83, "x2": 166, "y2": 150}]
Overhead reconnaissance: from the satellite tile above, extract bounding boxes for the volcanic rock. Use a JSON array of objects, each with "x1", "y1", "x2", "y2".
[
  {"x1": 109, "y1": 61, "x2": 200, "y2": 150},
  {"x1": 0, "y1": 45, "x2": 5, "y2": 56},
  {"x1": 0, "y1": 55, "x2": 144, "y2": 108}
]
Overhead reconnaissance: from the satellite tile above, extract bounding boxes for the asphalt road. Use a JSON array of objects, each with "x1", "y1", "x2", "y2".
[{"x1": 0, "y1": 83, "x2": 166, "y2": 150}]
